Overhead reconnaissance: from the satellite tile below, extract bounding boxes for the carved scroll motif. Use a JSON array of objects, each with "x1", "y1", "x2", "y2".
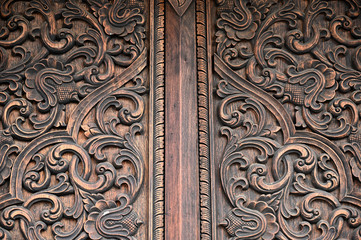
[
  {"x1": 0, "y1": 0, "x2": 148, "y2": 239},
  {"x1": 215, "y1": 0, "x2": 361, "y2": 239}
]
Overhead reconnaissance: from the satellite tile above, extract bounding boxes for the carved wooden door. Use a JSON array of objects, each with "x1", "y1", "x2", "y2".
[{"x1": 2, "y1": 0, "x2": 361, "y2": 239}]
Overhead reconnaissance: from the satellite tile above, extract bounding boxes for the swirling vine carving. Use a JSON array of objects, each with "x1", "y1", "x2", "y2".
[
  {"x1": 215, "y1": 0, "x2": 361, "y2": 239},
  {"x1": 0, "y1": 0, "x2": 147, "y2": 239}
]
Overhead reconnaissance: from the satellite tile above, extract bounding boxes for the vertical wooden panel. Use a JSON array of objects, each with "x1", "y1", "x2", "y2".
[
  {"x1": 212, "y1": 0, "x2": 361, "y2": 239},
  {"x1": 0, "y1": 1, "x2": 157, "y2": 239},
  {"x1": 164, "y1": 1, "x2": 200, "y2": 240}
]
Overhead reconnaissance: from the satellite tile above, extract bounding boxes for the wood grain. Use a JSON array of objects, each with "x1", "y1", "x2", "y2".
[{"x1": 164, "y1": 1, "x2": 200, "y2": 240}]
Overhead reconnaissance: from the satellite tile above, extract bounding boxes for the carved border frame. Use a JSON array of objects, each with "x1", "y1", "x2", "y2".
[
  {"x1": 196, "y1": 0, "x2": 213, "y2": 239},
  {"x1": 151, "y1": 0, "x2": 165, "y2": 239}
]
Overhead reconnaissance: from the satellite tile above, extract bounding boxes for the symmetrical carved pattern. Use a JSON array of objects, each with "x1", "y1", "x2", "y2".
[
  {"x1": 215, "y1": 0, "x2": 361, "y2": 239},
  {"x1": 0, "y1": 0, "x2": 148, "y2": 239}
]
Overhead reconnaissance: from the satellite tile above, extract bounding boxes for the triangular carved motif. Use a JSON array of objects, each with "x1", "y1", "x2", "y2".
[{"x1": 168, "y1": 0, "x2": 193, "y2": 16}]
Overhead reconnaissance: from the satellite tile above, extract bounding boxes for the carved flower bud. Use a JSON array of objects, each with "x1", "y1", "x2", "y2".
[
  {"x1": 84, "y1": 199, "x2": 142, "y2": 239},
  {"x1": 221, "y1": 200, "x2": 279, "y2": 240}
]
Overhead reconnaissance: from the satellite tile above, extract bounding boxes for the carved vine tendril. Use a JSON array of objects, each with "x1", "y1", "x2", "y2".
[{"x1": 0, "y1": 0, "x2": 147, "y2": 239}]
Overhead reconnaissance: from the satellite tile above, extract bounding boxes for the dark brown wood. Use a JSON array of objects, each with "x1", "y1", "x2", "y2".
[
  {"x1": 196, "y1": 0, "x2": 213, "y2": 239},
  {"x1": 2, "y1": 0, "x2": 361, "y2": 239},
  {"x1": 150, "y1": 0, "x2": 166, "y2": 239},
  {"x1": 211, "y1": 0, "x2": 361, "y2": 239},
  {"x1": 0, "y1": 0, "x2": 156, "y2": 239},
  {"x1": 168, "y1": 0, "x2": 193, "y2": 16},
  {"x1": 164, "y1": 1, "x2": 200, "y2": 240}
]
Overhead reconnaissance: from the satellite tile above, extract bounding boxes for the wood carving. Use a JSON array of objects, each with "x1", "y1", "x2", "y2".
[
  {"x1": 168, "y1": 0, "x2": 193, "y2": 16},
  {"x1": 196, "y1": 0, "x2": 212, "y2": 239},
  {"x1": 0, "y1": 0, "x2": 149, "y2": 239},
  {"x1": 152, "y1": 0, "x2": 166, "y2": 239},
  {"x1": 215, "y1": 0, "x2": 361, "y2": 239}
]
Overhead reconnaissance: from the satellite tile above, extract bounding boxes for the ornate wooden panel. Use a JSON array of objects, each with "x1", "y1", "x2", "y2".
[
  {"x1": 208, "y1": 0, "x2": 361, "y2": 239},
  {"x1": 3, "y1": 0, "x2": 361, "y2": 239},
  {"x1": 0, "y1": 0, "x2": 167, "y2": 239}
]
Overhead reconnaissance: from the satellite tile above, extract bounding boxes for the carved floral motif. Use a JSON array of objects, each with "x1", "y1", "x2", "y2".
[
  {"x1": 24, "y1": 58, "x2": 79, "y2": 107},
  {"x1": 0, "y1": 0, "x2": 147, "y2": 239},
  {"x1": 216, "y1": 0, "x2": 361, "y2": 239},
  {"x1": 221, "y1": 197, "x2": 279, "y2": 240},
  {"x1": 84, "y1": 196, "x2": 143, "y2": 240}
]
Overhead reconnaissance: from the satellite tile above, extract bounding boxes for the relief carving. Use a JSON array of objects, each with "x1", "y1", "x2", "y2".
[
  {"x1": 0, "y1": 0, "x2": 147, "y2": 239},
  {"x1": 168, "y1": 0, "x2": 192, "y2": 16},
  {"x1": 152, "y1": 0, "x2": 166, "y2": 239},
  {"x1": 215, "y1": 0, "x2": 361, "y2": 239},
  {"x1": 196, "y1": 0, "x2": 212, "y2": 239}
]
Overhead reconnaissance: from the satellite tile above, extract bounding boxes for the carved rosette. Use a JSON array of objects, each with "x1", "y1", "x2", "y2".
[
  {"x1": 0, "y1": 0, "x2": 147, "y2": 239},
  {"x1": 216, "y1": 0, "x2": 361, "y2": 239}
]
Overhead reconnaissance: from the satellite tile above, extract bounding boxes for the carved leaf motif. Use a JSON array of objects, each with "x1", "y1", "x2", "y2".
[
  {"x1": 24, "y1": 58, "x2": 79, "y2": 109},
  {"x1": 216, "y1": 54, "x2": 361, "y2": 237},
  {"x1": 98, "y1": 0, "x2": 145, "y2": 50},
  {"x1": 221, "y1": 197, "x2": 279, "y2": 240},
  {"x1": 259, "y1": 125, "x2": 281, "y2": 139},
  {"x1": 82, "y1": 123, "x2": 103, "y2": 138},
  {"x1": 215, "y1": 1, "x2": 361, "y2": 237},
  {"x1": 0, "y1": 0, "x2": 148, "y2": 239},
  {"x1": 84, "y1": 196, "x2": 142, "y2": 240}
]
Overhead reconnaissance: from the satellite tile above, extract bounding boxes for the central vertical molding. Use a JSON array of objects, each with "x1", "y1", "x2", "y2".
[{"x1": 164, "y1": 1, "x2": 200, "y2": 239}]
